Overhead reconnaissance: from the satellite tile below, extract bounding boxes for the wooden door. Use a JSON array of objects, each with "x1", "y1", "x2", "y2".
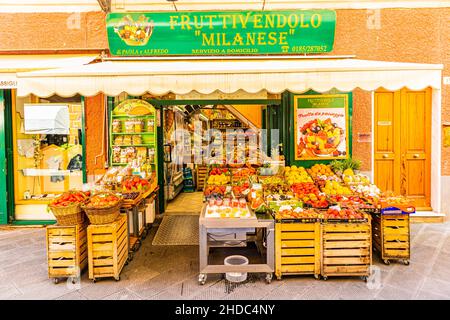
[
  {"x1": 374, "y1": 90, "x2": 401, "y2": 195},
  {"x1": 400, "y1": 88, "x2": 431, "y2": 209},
  {"x1": 374, "y1": 88, "x2": 431, "y2": 210}
]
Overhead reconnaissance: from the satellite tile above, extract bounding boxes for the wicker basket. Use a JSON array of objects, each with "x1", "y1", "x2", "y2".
[
  {"x1": 49, "y1": 202, "x2": 85, "y2": 226},
  {"x1": 82, "y1": 198, "x2": 123, "y2": 225}
]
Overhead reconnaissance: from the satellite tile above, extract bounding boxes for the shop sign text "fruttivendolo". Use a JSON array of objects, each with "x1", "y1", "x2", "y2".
[{"x1": 106, "y1": 10, "x2": 336, "y2": 56}]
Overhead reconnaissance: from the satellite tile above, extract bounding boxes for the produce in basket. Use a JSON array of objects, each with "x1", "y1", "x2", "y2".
[
  {"x1": 207, "y1": 174, "x2": 230, "y2": 185},
  {"x1": 328, "y1": 195, "x2": 365, "y2": 206},
  {"x1": 324, "y1": 206, "x2": 366, "y2": 220},
  {"x1": 342, "y1": 173, "x2": 370, "y2": 185},
  {"x1": 284, "y1": 166, "x2": 313, "y2": 184},
  {"x1": 209, "y1": 167, "x2": 229, "y2": 176},
  {"x1": 307, "y1": 164, "x2": 335, "y2": 178},
  {"x1": 321, "y1": 180, "x2": 352, "y2": 195},
  {"x1": 231, "y1": 167, "x2": 256, "y2": 180},
  {"x1": 121, "y1": 176, "x2": 150, "y2": 192},
  {"x1": 275, "y1": 206, "x2": 319, "y2": 220},
  {"x1": 204, "y1": 185, "x2": 229, "y2": 199},
  {"x1": 84, "y1": 193, "x2": 121, "y2": 209},
  {"x1": 50, "y1": 191, "x2": 89, "y2": 207},
  {"x1": 291, "y1": 182, "x2": 329, "y2": 208},
  {"x1": 350, "y1": 184, "x2": 381, "y2": 200},
  {"x1": 232, "y1": 181, "x2": 250, "y2": 198}
]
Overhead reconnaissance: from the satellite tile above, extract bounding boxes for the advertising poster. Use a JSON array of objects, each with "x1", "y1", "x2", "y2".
[{"x1": 294, "y1": 94, "x2": 349, "y2": 160}]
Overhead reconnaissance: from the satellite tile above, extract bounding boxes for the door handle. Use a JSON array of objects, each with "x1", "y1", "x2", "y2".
[
  {"x1": 382, "y1": 154, "x2": 389, "y2": 159},
  {"x1": 413, "y1": 154, "x2": 420, "y2": 159}
]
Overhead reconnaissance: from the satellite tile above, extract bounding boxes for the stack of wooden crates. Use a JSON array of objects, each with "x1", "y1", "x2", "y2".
[
  {"x1": 87, "y1": 214, "x2": 128, "y2": 282},
  {"x1": 372, "y1": 213, "x2": 410, "y2": 265},
  {"x1": 275, "y1": 217, "x2": 372, "y2": 281},
  {"x1": 275, "y1": 219, "x2": 321, "y2": 280},
  {"x1": 196, "y1": 165, "x2": 208, "y2": 191},
  {"x1": 46, "y1": 214, "x2": 129, "y2": 283},
  {"x1": 46, "y1": 223, "x2": 88, "y2": 284}
]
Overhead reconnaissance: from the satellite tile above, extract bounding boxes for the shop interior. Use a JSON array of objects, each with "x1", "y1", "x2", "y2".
[{"x1": 161, "y1": 103, "x2": 271, "y2": 214}]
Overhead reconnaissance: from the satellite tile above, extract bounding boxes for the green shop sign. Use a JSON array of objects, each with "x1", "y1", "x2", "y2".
[{"x1": 106, "y1": 10, "x2": 336, "y2": 56}]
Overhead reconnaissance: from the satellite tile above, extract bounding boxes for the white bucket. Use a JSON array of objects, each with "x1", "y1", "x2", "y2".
[{"x1": 224, "y1": 255, "x2": 249, "y2": 283}]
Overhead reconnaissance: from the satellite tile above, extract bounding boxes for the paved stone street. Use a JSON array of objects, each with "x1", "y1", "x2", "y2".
[{"x1": 0, "y1": 221, "x2": 449, "y2": 300}]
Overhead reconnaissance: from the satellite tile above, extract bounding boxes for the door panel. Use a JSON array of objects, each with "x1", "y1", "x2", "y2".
[
  {"x1": 374, "y1": 90, "x2": 400, "y2": 195},
  {"x1": 374, "y1": 160, "x2": 395, "y2": 192},
  {"x1": 401, "y1": 89, "x2": 431, "y2": 209},
  {"x1": 374, "y1": 88, "x2": 431, "y2": 210}
]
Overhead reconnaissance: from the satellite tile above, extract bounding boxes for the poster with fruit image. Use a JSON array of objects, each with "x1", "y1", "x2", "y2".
[{"x1": 294, "y1": 94, "x2": 349, "y2": 160}]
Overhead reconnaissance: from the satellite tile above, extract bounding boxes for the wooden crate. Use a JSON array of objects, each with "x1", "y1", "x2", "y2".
[
  {"x1": 196, "y1": 166, "x2": 208, "y2": 191},
  {"x1": 275, "y1": 221, "x2": 321, "y2": 279},
  {"x1": 321, "y1": 220, "x2": 372, "y2": 280},
  {"x1": 372, "y1": 213, "x2": 410, "y2": 265},
  {"x1": 46, "y1": 223, "x2": 88, "y2": 283},
  {"x1": 87, "y1": 214, "x2": 128, "y2": 282}
]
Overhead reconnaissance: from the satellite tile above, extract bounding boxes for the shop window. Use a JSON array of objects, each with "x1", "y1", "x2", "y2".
[{"x1": 13, "y1": 95, "x2": 84, "y2": 210}]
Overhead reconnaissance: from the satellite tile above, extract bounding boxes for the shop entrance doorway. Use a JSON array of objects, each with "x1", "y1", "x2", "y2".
[
  {"x1": 147, "y1": 99, "x2": 281, "y2": 214},
  {"x1": 374, "y1": 88, "x2": 432, "y2": 210}
]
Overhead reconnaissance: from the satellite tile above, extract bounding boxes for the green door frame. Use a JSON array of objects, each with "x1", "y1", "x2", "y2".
[
  {"x1": 145, "y1": 98, "x2": 282, "y2": 213},
  {"x1": 0, "y1": 90, "x2": 8, "y2": 224}
]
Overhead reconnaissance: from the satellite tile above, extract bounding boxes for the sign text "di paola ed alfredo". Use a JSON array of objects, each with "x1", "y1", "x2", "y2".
[{"x1": 106, "y1": 10, "x2": 336, "y2": 56}]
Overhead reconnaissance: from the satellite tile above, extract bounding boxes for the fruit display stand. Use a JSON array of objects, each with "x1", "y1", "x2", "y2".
[
  {"x1": 372, "y1": 212, "x2": 410, "y2": 265},
  {"x1": 109, "y1": 99, "x2": 158, "y2": 183},
  {"x1": 46, "y1": 223, "x2": 88, "y2": 284},
  {"x1": 275, "y1": 218, "x2": 321, "y2": 280},
  {"x1": 87, "y1": 214, "x2": 128, "y2": 282},
  {"x1": 321, "y1": 217, "x2": 372, "y2": 281},
  {"x1": 198, "y1": 204, "x2": 275, "y2": 285}
]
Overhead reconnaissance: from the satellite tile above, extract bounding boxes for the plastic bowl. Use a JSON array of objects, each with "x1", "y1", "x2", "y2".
[{"x1": 224, "y1": 255, "x2": 249, "y2": 283}]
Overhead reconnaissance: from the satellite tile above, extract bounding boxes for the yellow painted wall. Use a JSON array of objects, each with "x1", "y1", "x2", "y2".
[{"x1": 233, "y1": 105, "x2": 262, "y2": 128}]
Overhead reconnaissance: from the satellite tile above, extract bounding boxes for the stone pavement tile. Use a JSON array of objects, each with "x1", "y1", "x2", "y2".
[
  {"x1": 428, "y1": 262, "x2": 450, "y2": 282},
  {"x1": 148, "y1": 283, "x2": 193, "y2": 300},
  {"x1": 103, "y1": 289, "x2": 142, "y2": 300},
  {"x1": 130, "y1": 269, "x2": 186, "y2": 298},
  {"x1": 401, "y1": 261, "x2": 432, "y2": 275},
  {"x1": 297, "y1": 279, "x2": 350, "y2": 300},
  {"x1": 412, "y1": 230, "x2": 445, "y2": 249},
  {"x1": 78, "y1": 281, "x2": 128, "y2": 300},
  {"x1": 415, "y1": 289, "x2": 448, "y2": 300},
  {"x1": 223, "y1": 285, "x2": 273, "y2": 300},
  {"x1": 191, "y1": 285, "x2": 229, "y2": 300},
  {"x1": 18, "y1": 279, "x2": 79, "y2": 300},
  {"x1": 335, "y1": 281, "x2": 380, "y2": 300},
  {"x1": 77, "y1": 271, "x2": 136, "y2": 300},
  {"x1": 56, "y1": 291, "x2": 89, "y2": 300},
  {"x1": 441, "y1": 235, "x2": 450, "y2": 254},
  {"x1": 434, "y1": 251, "x2": 450, "y2": 266},
  {"x1": 273, "y1": 276, "x2": 315, "y2": 288},
  {"x1": 261, "y1": 283, "x2": 308, "y2": 300},
  {"x1": 419, "y1": 277, "x2": 450, "y2": 298},
  {"x1": 409, "y1": 245, "x2": 438, "y2": 263},
  {"x1": 9, "y1": 267, "x2": 49, "y2": 287},
  {"x1": 382, "y1": 269, "x2": 424, "y2": 293},
  {"x1": 374, "y1": 284, "x2": 415, "y2": 300},
  {"x1": 0, "y1": 284, "x2": 23, "y2": 300}
]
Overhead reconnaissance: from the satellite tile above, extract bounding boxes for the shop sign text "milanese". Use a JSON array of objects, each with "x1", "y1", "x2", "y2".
[{"x1": 106, "y1": 10, "x2": 336, "y2": 56}]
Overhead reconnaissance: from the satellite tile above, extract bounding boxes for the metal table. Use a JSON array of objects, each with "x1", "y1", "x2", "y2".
[{"x1": 198, "y1": 205, "x2": 275, "y2": 285}]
